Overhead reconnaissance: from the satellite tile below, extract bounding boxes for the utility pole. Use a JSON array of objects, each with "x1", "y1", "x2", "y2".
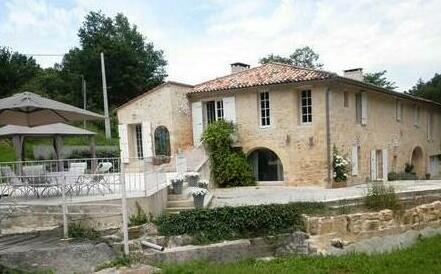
[
  {"x1": 81, "y1": 75, "x2": 87, "y2": 129},
  {"x1": 101, "y1": 52, "x2": 111, "y2": 139}
]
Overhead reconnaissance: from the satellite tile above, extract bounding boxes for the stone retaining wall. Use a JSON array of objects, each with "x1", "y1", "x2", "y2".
[
  {"x1": 1, "y1": 187, "x2": 168, "y2": 234},
  {"x1": 305, "y1": 201, "x2": 441, "y2": 250}
]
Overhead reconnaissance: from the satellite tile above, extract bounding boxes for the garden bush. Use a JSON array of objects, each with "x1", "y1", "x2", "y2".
[
  {"x1": 68, "y1": 223, "x2": 100, "y2": 240},
  {"x1": 388, "y1": 171, "x2": 418, "y2": 181},
  {"x1": 365, "y1": 183, "x2": 402, "y2": 212},
  {"x1": 129, "y1": 202, "x2": 149, "y2": 226},
  {"x1": 154, "y1": 202, "x2": 328, "y2": 243},
  {"x1": 201, "y1": 120, "x2": 255, "y2": 187}
]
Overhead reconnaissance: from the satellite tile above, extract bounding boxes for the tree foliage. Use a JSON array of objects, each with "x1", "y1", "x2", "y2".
[
  {"x1": 0, "y1": 47, "x2": 40, "y2": 97},
  {"x1": 363, "y1": 70, "x2": 397, "y2": 90},
  {"x1": 259, "y1": 46, "x2": 323, "y2": 69},
  {"x1": 62, "y1": 11, "x2": 167, "y2": 110},
  {"x1": 407, "y1": 74, "x2": 441, "y2": 103}
]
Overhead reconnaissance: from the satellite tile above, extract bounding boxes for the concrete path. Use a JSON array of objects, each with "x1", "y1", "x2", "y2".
[{"x1": 211, "y1": 180, "x2": 441, "y2": 207}]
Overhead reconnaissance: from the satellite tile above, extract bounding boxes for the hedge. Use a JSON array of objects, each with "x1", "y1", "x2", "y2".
[{"x1": 154, "y1": 202, "x2": 328, "y2": 244}]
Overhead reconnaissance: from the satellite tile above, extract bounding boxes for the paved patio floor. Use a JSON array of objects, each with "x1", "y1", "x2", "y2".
[{"x1": 211, "y1": 180, "x2": 441, "y2": 207}]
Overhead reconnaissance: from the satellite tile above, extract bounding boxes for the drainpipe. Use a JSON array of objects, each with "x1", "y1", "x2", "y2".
[{"x1": 325, "y1": 87, "x2": 332, "y2": 188}]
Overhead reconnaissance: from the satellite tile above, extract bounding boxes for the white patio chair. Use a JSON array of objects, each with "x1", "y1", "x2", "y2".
[
  {"x1": 22, "y1": 165, "x2": 56, "y2": 197},
  {"x1": 65, "y1": 162, "x2": 88, "y2": 195},
  {"x1": 0, "y1": 166, "x2": 31, "y2": 198},
  {"x1": 84, "y1": 162, "x2": 114, "y2": 195}
]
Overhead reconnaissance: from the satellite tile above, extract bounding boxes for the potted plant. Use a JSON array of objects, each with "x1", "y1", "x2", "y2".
[
  {"x1": 425, "y1": 173, "x2": 431, "y2": 180},
  {"x1": 171, "y1": 175, "x2": 184, "y2": 194},
  {"x1": 191, "y1": 187, "x2": 208, "y2": 209},
  {"x1": 198, "y1": 179, "x2": 209, "y2": 189},
  {"x1": 185, "y1": 172, "x2": 200, "y2": 187}
]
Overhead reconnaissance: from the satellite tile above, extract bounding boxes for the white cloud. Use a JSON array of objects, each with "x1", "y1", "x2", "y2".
[{"x1": 1, "y1": 0, "x2": 440, "y2": 91}]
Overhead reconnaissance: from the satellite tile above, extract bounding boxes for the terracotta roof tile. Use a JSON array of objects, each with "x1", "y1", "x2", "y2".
[{"x1": 192, "y1": 63, "x2": 336, "y2": 94}]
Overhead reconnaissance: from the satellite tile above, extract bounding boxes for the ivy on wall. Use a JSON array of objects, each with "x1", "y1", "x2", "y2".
[{"x1": 201, "y1": 120, "x2": 255, "y2": 187}]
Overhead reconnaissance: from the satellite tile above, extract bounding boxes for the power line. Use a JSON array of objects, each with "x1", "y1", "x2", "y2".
[{"x1": 23, "y1": 53, "x2": 64, "y2": 57}]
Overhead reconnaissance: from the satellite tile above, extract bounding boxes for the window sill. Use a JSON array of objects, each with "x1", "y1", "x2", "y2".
[
  {"x1": 299, "y1": 122, "x2": 312, "y2": 127},
  {"x1": 259, "y1": 125, "x2": 271, "y2": 129}
]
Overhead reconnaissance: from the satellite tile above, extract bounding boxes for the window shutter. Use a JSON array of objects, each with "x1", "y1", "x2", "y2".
[
  {"x1": 382, "y1": 149, "x2": 388, "y2": 182},
  {"x1": 142, "y1": 122, "x2": 153, "y2": 158},
  {"x1": 370, "y1": 150, "x2": 377, "y2": 181},
  {"x1": 118, "y1": 124, "x2": 130, "y2": 164},
  {"x1": 351, "y1": 145, "x2": 359, "y2": 176},
  {"x1": 192, "y1": 101, "x2": 203, "y2": 146},
  {"x1": 222, "y1": 96, "x2": 236, "y2": 123},
  {"x1": 361, "y1": 92, "x2": 368, "y2": 125}
]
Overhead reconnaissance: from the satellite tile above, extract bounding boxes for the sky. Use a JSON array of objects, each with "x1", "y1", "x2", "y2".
[{"x1": 1, "y1": 0, "x2": 440, "y2": 92}]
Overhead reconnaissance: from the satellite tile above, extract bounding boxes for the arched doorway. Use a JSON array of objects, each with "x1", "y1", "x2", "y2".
[
  {"x1": 154, "y1": 126, "x2": 171, "y2": 156},
  {"x1": 247, "y1": 148, "x2": 284, "y2": 181},
  {"x1": 411, "y1": 146, "x2": 424, "y2": 177}
]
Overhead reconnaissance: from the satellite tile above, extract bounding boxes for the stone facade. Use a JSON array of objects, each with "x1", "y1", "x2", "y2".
[
  {"x1": 117, "y1": 68, "x2": 441, "y2": 187},
  {"x1": 190, "y1": 84, "x2": 329, "y2": 186},
  {"x1": 330, "y1": 83, "x2": 441, "y2": 184},
  {"x1": 117, "y1": 82, "x2": 194, "y2": 162}
]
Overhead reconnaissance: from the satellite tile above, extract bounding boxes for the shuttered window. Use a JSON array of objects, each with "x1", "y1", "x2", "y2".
[
  {"x1": 396, "y1": 99, "x2": 403, "y2": 122},
  {"x1": 414, "y1": 105, "x2": 420, "y2": 127}
]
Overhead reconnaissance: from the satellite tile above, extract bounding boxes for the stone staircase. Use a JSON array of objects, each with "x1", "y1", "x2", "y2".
[
  {"x1": 165, "y1": 146, "x2": 213, "y2": 214},
  {"x1": 166, "y1": 189, "x2": 194, "y2": 214},
  {"x1": 166, "y1": 186, "x2": 213, "y2": 214}
]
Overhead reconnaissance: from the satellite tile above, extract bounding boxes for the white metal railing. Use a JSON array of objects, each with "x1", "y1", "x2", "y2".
[{"x1": 0, "y1": 157, "x2": 169, "y2": 200}]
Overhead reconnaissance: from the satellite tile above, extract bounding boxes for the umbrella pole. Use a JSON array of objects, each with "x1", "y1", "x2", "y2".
[{"x1": 53, "y1": 135, "x2": 63, "y2": 172}]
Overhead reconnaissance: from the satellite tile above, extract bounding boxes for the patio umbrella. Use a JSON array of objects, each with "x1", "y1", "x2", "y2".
[{"x1": 0, "y1": 92, "x2": 104, "y2": 127}]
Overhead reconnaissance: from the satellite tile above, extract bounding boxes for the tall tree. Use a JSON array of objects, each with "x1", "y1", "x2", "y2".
[
  {"x1": 407, "y1": 74, "x2": 441, "y2": 103},
  {"x1": 62, "y1": 11, "x2": 167, "y2": 110},
  {"x1": 259, "y1": 46, "x2": 323, "y2": 69},
  {"x1": 363, "y1": 70, "x2": 397, "y2": 90},
  {"x1": 0, "y1": 47, "x2": 41, "y2": 97}
]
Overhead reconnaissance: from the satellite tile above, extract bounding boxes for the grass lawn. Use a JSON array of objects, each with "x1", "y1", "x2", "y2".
[{"x1": 161, "y1": 234, "x2": 441, "y2": 274}]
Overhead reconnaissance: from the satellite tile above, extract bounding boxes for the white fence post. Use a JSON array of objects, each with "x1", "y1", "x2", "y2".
[
  {"x1": 62, "y1": 175, "x2": 68, "y2": 239},
  {"x1": 120, "y1": 167, "x2": 129, "y2": 255}
]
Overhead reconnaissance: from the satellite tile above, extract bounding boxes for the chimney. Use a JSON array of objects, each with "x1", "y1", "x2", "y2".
[
  {"x1": 230, "y1": 62, "x2": 250, "y2": 74},
  {"x1": 343, "y1": 68, "x2": 363, "y2": 81}
]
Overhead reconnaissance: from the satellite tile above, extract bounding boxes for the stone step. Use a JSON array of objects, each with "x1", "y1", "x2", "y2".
[
  {"x1": 167, "y1": 199, "x2": 194, "y2": 208},
  {"x1": 168, "y1": 192, "x2": 191, "y2": 201},
  {"x1": 166, "y1": 207, "x2": 194, "y2": 214}
]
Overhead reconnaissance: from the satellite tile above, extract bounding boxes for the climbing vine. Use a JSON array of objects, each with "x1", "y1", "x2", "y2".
[{"x1": 201, "y1": 120, "x2": 255, "y2": 187}]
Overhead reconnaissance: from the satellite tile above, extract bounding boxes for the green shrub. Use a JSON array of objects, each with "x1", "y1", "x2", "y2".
[
  {"x1": 154, "y1": 202, "x2": 327, "y2": 244},
  {"x1": 129, "y1": 202, "x2": 149, "y2": 226},
  {"x1": 365, "y1": 183, "x2": 402, "y2": 212},
  {"x1": 202, "y1": 120, "x2": 255, "y2": 187},
  {"x1": 404, "y1": 163, "x2": 415, "y2": 174},
  {"x1": 388, "y1": 171, "x2": 418, "y2": 181},
  {"x1": 68, "y1": 223, "x2": 100, "y2": 240},
  {"x1": 96, "y1": 256, "x2": 132, "y2": 271}
]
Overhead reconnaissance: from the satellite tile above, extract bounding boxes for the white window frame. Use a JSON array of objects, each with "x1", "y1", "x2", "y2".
[
  {"x1": 134, "y1": 124, "x2": 144, "y2": 158},
  {"x1": 300, "y1": 90, "x2": 312, "y2": 124},
  {"x1": 259, "y1": 91, "x2": 271, "y2": 128},
  {"x1": 205, "y1": 99, "x2": 224, "y2": 125}
]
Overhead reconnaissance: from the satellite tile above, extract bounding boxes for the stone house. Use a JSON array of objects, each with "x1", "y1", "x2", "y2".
[{"x1": 117, "y1": 63, "x2": 441, "y2": 187}]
